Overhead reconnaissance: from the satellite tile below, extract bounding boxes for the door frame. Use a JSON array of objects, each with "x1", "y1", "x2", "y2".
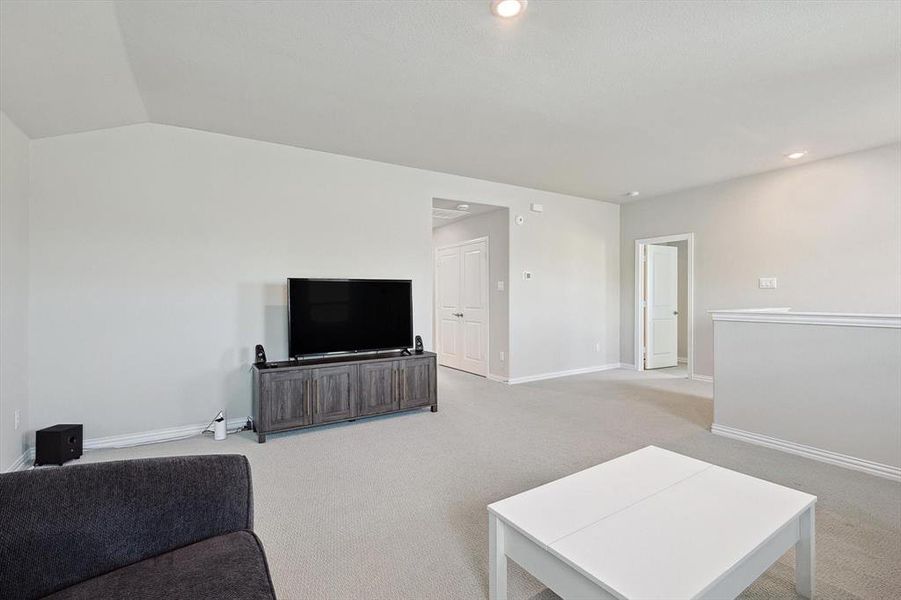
[
  {"x1": 634, "y1": 233, "x2": 694, "y2": 378},
  {"x1": 434, "y1": 235, "x2": 490, "y2": 377}
]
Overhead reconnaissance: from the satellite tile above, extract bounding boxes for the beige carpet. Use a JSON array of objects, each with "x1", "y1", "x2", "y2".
[{"x1": 78, "y1": 367, "x2": 901, "y2": 600}]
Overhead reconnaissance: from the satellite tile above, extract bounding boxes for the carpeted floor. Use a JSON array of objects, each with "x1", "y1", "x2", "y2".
[{"x1": 78, "y1": 367, "x2": 901, "y2": 600}]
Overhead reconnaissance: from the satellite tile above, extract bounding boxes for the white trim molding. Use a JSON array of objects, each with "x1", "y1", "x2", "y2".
[
  {"x1": 7, "y1": 417, "x2": 249, "y2": 471},
  {"x1": 83, "y1": 417, "x2": 249, "y2": 450},
  {"x1": 6, "y1": 449, "x2": 32, "y2": 473},
  {"x1": 712, "y1": 424, "x2": 901, "y2": 482},
  {"x1": 691, "y1": 374, "x2": 713, "y2": 383},
  {"x1": 508, "y1": 363, "x2": 622, "y2": 385},
  {"x1": 487, "y1": 374, "x2": 509, "y2": 384},
  {"x1": 709, "y1": 308, "x2": 901, "y2": 329}
]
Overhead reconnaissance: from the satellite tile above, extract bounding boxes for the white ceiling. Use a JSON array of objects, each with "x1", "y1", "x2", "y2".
[
  {"x1": 432, "y1": 198, "x2": 504, "y2": 229},
  {"x1": 2, "y1": 1, "x2": 899, "y2": 201}
]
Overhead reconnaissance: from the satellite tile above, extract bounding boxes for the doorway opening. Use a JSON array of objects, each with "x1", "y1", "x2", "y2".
[
  {"x1": 432, "y1": 199, "x2": 509, "y2": 380},
  {"x1": 634, "y1": 233, "x2": 694, "y2": 378}
]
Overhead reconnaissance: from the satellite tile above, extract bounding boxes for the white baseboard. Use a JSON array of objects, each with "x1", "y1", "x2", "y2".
[
  {"x1": 486, "y1": 374, "x2": 509, "y2": 383},
  {"x1": 618, "y1": 363, "x2": 636, "y2": 370},
  {"x1": 83, "y1": 417, "x2": 249, "y2": 450},
  {"x1": 8, "y1": 417, "x2": 249, "y2": 471},
  {"x1": 711, "y1": 423, "x2": 901, "y2": 482},
  {"x1": 6, "y1": 449, "x2": 32, "y2": 473},
  {"x1": 508, "y1": 363, "x2": 622, "y2": 385},
  {"x1": 691, "y1": 373, "x2": 713, "y2": 383},
  {"x1": 678, "y1": 357, "x2": 688, "y2": 364}
]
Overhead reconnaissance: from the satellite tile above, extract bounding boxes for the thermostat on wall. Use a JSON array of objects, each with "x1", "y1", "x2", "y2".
[{"x1": 530, "y1": 203, "x2": 544, "y2": 213}]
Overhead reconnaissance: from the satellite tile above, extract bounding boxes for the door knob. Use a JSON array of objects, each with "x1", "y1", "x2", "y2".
[
  {"x1": 673, "y1": 311, "x2": 679, "y2": 315},
  {"x1": 453, "y1": 312, "x2": 464, "y2": 317}
]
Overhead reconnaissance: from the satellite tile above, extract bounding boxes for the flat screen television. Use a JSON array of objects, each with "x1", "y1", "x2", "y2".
[{"x1": 287, "y1": 278, "x2": 413, "y2": 357}]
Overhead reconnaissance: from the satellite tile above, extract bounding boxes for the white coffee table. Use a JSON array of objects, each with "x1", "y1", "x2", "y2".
[{"x1": 487, "y1": 446, "x2": 816, "y2": 600}]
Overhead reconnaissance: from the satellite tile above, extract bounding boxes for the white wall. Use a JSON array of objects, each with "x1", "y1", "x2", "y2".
[
  {"x1": 0, "y1": 111, "x2": 30, "y2": 470},
  {"x1": 621, "y1": 144, "x2": 901, "y2": 377},
  {"x1": 712, "y1": 316, "x2": 900, "y2": 478},
  {"x1": 28, "y1": 123, "x2": 620, "y2": 439},
  {"x1": 433, "y1": 209, "x2": 510, "y2": 379}
]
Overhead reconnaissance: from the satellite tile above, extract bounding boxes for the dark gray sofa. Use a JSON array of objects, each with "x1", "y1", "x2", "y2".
[{"x1": 0, "y1": 455, "x2": 276, "y2": 600}]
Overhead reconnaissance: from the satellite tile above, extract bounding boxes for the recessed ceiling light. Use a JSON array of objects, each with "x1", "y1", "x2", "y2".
[
  {"x1": 624, "y1": 191, "x2": 640, "y2": 198},
  {"x1": 785, "y1": 151, "x2": 807, "y2": 160},
  {"x1": 491, "y1": 0, "x2": 527, "y2": 18},
  {"x1": 456, "y1": 204, "x2": 470, "y2": 211}
]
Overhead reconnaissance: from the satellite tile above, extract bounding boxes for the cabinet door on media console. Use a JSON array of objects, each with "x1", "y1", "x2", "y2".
[
  {"x1": 312, "y1": 365, "x2": 357, "y2": 424},
  {"x1": 261, "y1": 370, "x2": 312, "y2": 430},
  {"x1": 399, "y1": 358, "x2": 435, "y2": 409},
  {"x1": 358, "y1": 361, "x2": 399, "y2": 416}
]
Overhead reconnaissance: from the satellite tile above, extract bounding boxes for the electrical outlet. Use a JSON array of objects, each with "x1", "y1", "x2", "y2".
[
  {"x1": 14, "y1": 410, "x2": 20, "y2": 430},
  {"x1": 499, "y1": 351, "x2": 505, "y2": 362},
  {"x1": 759, "y1": 277, "x2": 778, "y2": 289}
]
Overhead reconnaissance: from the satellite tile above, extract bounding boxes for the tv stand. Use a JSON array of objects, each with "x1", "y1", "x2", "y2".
[{"x1": 251, "y1": 351, "x2": 437, "y2": 443}]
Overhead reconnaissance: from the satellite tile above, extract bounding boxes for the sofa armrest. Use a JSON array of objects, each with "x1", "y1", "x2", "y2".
[{"x1": 0, "y1": 454, "x2": 254, "y2": 600}]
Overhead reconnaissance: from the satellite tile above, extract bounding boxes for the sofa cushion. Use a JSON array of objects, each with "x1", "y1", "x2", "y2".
[
  {"x1": 43, "y1": 530, "x2": 276, "y2": 600},
  {"x1": 1, "y1": 455, "x2": 254, "y2": 599}
]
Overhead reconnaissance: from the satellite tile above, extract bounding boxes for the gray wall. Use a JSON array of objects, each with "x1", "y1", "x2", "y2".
[
  {"x1": 714, "y1": 319, "x2": 900, "y2": 472},
  {"x1": 433, "y1": 209, "x2": 510, "y2": 379},
  {"x1": 621, "y1": 143, "x2": 901, "y2": 377},
  {"x1": 27, "y1": 123, "x2": 620, "y2": 439},
  {"x1": 0, "y1": 111, "x2": 30, "y2": 471}
]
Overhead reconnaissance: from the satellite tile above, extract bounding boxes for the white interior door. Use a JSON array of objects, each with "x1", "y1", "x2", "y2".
[
  {"x1": 645, "y1": 244, "x2": 679, "y2": 369},
  {"x1": 435, "y1": 239, "x2": 489, "y2": 376},
  {"x1": 436, "y1": 246, "x2": 463, "y2": 370}
]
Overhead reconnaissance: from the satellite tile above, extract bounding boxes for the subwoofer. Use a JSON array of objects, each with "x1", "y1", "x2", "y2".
[{"x1": 35, "y1": 424, "x2": 83, "y2": 466}]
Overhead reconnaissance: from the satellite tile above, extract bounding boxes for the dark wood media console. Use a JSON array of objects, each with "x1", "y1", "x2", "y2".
[{"x1": 251, "y1": 351, "x2": 437, "y2": 443}]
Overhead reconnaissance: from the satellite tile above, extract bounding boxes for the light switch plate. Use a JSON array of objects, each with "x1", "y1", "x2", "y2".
[
  {"x1": 522, "y1": 271, "x2": 533, "y2": 280},
  {"x1": 759, "y1": 277, "x2": 778, "y2": 289}
]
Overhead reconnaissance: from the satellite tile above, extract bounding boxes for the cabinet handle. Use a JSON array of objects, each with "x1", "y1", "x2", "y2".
[{"x1": 305, "y1": 379, "x2": 312, "y2": 415}]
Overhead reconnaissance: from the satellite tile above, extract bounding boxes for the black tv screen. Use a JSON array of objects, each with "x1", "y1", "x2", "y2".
[{"x1": 288, "y1": 278, "x2": 413, "y2": 357}]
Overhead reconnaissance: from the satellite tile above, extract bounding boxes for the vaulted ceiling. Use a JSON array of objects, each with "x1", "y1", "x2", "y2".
[{"x1": 2, "y1": 1, "x2": 899, "y2": 201}]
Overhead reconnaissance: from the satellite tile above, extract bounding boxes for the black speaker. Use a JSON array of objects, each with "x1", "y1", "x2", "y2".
[
  {"x1": 414, "y1": 335, "x2": 424, "y2": 354},
  {"x1": 35, "y1": 424, "x2": 83, "y2": 466},
  {"x1": 255, "y1": 344, "x2": 267, "y2": 364}
]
